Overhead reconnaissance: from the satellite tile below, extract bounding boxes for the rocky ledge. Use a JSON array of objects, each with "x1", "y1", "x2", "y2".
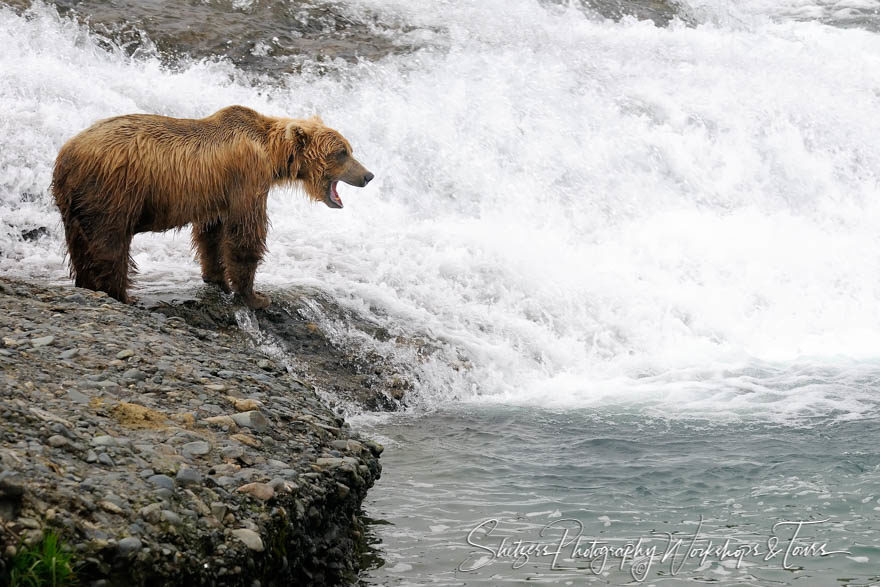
[{"x1": 0, "y1": 277, "x2": 382, "y2": 586}]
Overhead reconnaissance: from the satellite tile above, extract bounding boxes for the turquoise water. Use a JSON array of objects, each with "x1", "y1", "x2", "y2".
[{"x1": 361, "y1": 406, "x2": 880, "y2": 584}]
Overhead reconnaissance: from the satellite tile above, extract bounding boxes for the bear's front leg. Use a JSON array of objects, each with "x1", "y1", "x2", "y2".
[
  {"x1": 192, "y1": 221, "x2": 230, "y2": 292},
  {"x1": 222, "y1": 202, "x2": 270, "y2": 310}
]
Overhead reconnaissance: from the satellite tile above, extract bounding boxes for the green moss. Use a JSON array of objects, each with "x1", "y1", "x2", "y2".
[{"x1": 8, "y1": 530, "x2": 77, "y2": 587}]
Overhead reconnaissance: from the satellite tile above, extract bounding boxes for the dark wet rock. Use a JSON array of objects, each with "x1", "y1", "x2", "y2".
[
  {"x1": 20, "y1": 226, "x2": 49, "y2": 241},
  {"x1": 575, "y1": 0, "x2": 687, "y2": 26},
  {"x1": 141, "y1": 286, "x2": 417, "y2": 411},
  {"x1": 9, "y1": 0, "x2": 436, "y2": 77},
  {"x1": 0, "y1": 476, "x2": 24, "y2": 521}
]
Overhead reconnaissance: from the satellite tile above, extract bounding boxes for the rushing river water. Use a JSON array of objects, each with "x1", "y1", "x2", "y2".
[{"x1": 2, "y1": 0, "x2": 880, "y2": 583}]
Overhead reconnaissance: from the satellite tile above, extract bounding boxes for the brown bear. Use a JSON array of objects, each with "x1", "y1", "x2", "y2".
[{"x1": 51, "y1": 105, "x2": 373, "y2": 309}]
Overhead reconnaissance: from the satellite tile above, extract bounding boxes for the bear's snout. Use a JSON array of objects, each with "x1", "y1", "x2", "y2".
[{"x1": 339, "y1": 157, "x2": 374, "y2": 188}]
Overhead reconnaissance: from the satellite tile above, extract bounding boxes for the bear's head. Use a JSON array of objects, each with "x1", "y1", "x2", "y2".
[{"x1": 282, "y1": 116, "x2": 374, "y2": 209}]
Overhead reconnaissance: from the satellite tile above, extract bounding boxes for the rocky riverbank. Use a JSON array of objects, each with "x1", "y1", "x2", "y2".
[{"x1": 0, "y1": 277, "x2": 383, "y2": 586}]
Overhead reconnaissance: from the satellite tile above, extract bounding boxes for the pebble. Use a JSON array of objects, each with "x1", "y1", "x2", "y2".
[
  {"x1": 214, "y1": 476, "x2": 236, "y2": 487},
  {"x1": 118, "y1": 537, "x2": 142, "y2": 556},
  {"x1": 204, "y1": 415, "x2": 238, "y2": 429},
  {"x1": 221, "y1": 446, "x2": 244, "y2": 460},
  {"x1": 231, "y1": 528, "x2": 264, "y2": 552},
  {"x1": 147, "y1": 474, "x2": 175, "y2": 490},
  {"x1": 210, "y1": 502, "x2": 228, "y2": 520},
  {"x1": 85, "y1": 450, "x2": 98, "y2": 463},
  {"x1": 123, "y1": 368, "x2": 146, "y2": 381},
  {"x1": 103, "y1": 494, "x2": 125, "y2": 508},
  {"x1": 231, "y1": 398, "x2": 262, "y2": 412},
  {"x1": 31, "y1": 335, "x2": 55, "y2": 348},
  {"x1": 97, "y1": 453, "x2": 115, "y2": 467},
  {"x1": 116, "y1": 349, "x2": 134, "y2": 360},
  {"x1": 99, "y1": 501, "x2": 124, "y2": 515},
  {"x1": 364, "y1": 440, "x2": 385, "y2": 455},
  {"x1": 17, "y1": 517, "x2": 40, "y2": 529},
  {"x1": 182, "y1": 441, "x2": 211, "y2": 458},
  {"x1": 235, "y1": 482, "x2": 274, "y2": 501},
  {"x1": 230, "y1": 433, "x2": 261, "y2": 448},
  {"x1": 92, "y1": 435, "x2": 117, "y2": 447},
  {"x1": 47, "y1": 435, "x2": 69, "y2": 448},
  {"x1": 67, "y1": 389, "x2": 89, "y2": 404},
  {"x1": 268, "y1": 478, "x2": 292, "y2": 493},
  {"x1": 60, "y1": 348, "x2": 79, "y2": 359},
  {"x1": 176, "y1": 467, "x2": 203, "y2": 486},
  {"x1": 154, "y1": 488, "x2": 174, "y2": 501},
  {"x1": 161, "y1": 510, "x2": 182, "y2": 525},
  {"x1": 230, "y1": 411, "x2": 268, "y2": 432},
  {"x1": 139, "y1": 503, "x2": 162, "y2": 523}
]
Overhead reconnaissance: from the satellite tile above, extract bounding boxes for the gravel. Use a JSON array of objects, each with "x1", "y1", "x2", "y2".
[{"x1": 0, "y1": 278, "x2": 382, "y2": 586}]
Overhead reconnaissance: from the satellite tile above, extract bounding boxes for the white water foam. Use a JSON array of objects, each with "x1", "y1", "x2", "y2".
[{"x1": 2, "y1": 1, "x2": 880, "y2": 421}]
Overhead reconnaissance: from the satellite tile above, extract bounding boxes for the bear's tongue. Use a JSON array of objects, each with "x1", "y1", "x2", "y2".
[{"x1": 330, "y1": 181, "x2": 343, "y2": 208}]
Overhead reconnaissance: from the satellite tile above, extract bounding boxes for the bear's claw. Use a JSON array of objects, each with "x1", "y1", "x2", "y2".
[{"x1": 241, "y1": 291, "x2": 270, "y2": 310}]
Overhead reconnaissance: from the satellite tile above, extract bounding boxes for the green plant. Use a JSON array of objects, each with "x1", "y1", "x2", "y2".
[{"x1": 8, "y1": 530, "x2": 77, "y2": 587}]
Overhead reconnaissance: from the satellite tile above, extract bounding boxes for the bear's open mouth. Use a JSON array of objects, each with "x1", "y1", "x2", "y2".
[{"x1": 325, "y1": 181, "x2": 343, "y2": 209}]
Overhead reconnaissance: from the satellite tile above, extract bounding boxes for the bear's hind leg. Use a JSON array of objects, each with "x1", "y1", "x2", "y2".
[
  {"x1": 192, "y1": 221, "x2": 230, "y2": 292},
  {"x1": 65, "y1": 224, "x2": 97, "y2": 291},
  {"x1": 87, "y1": 230, "x2": 135, "y2": 303}
]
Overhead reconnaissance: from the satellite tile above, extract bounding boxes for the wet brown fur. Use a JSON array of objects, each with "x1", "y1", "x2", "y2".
[{"x1": 51, "y1": 105, "x2": 370, "y2": 308}]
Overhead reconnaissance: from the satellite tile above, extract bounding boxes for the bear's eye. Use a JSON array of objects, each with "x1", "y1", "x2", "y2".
[{"x1": 335, "y1": 149, "x2": 348, "y2": 161}]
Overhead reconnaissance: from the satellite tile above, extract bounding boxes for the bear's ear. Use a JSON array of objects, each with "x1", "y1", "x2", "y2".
[
  {"x1": 307, "y1": 114, "x2": 324, "y2": 124},
  {"x1": 285, "y1": 122, "x2": 309, "y2": 149}
]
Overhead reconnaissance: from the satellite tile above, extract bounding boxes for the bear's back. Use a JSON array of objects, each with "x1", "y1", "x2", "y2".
[
  {"x1": 76, "y1": 106, "x2": 269, "y2": 148},
  {"x1": 53, "y1": 106, "x2": 277, "y2": 231}
]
